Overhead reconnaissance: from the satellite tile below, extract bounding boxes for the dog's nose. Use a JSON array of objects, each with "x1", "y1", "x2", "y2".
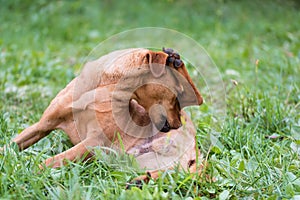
[{"x1": 160, "y1": 120, "x2": 171, "y2": 132}]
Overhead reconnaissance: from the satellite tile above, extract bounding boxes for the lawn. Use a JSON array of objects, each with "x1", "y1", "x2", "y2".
[{"x1": 0, "y1": 0, "x2": 300, "y2": 199}]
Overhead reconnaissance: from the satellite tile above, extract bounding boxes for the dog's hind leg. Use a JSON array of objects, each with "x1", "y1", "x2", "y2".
[
  {"x1": 12, "y1": 122, "x2": 53, "y2": 150},
  {"x1": 12, "y1": 101, "x2": 73, "y2": 150},
  {"x1": 12, "y1": 81, "x2": 76, "y2": 150}
]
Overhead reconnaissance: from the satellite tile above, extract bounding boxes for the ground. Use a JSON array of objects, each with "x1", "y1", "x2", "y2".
[{"x1": 0, "y1": 0, "x2": 299, "y2": 199}]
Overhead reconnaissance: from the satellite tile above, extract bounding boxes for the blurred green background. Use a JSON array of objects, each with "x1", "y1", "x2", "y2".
[{"x1": 0, "y1": 0, "x2": 299, "y2": 199}]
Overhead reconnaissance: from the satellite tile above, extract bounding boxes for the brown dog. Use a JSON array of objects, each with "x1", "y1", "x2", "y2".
[{"x1": 6, "y1": 48, "x2": 203, "y2": 180}]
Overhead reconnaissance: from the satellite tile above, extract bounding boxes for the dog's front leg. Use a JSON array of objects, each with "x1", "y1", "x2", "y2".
[{"x1": 40, "y1": 136, "x2": 100, "y2": 169}]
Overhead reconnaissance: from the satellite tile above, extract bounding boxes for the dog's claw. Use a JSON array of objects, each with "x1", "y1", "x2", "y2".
[
  {"x1": 167, "y1": 56, "x2": 175, "y2": 66},
  {"x1": 173, "y1": 52, "x2": 180, "y2": 59},
  {"x1": 174, "y1": 59, "x2": 183, "y2": 68},
  {"x1": 163, "y1": 47, "x2": 183, "y2": 68},
  {"x1": 126, "y1": 172, "x2": 152, "y2": 190},
  {"x1": 162, "y1": 47, "x2": 174, "y2": 55},
  {"x1": 126, "y1": 180, "x2": 143, "y2": 190}
]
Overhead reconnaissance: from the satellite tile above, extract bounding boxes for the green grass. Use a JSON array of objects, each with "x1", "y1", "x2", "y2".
[{"x1": 1, "y1": 0, "x2": 300, "y2": 199}]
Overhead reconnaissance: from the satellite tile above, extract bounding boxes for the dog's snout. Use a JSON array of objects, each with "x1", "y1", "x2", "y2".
[
  {"x1": 159, "y1": 119, "x2": 182, "y2": 132},
  {"x1": 160, "y1": 120, "x2": 171, "y2": 133}
]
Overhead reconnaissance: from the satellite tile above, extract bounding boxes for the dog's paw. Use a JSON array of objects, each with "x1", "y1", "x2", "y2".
[
  {"x1": 125, "y1": 179, "x2": 143, "y2": 190},
  {"x1": 125, "y1": 172, "x2": 151, "y2": 189},
  {"x1": 162, "y1": 47, "x2": 183, "y2": 68}
]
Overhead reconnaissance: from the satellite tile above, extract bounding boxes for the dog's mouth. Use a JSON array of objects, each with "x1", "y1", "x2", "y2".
[
  {"x1": 159, "y1": 120, "x2": 171, "y2": 133},
  {"x1": 149, "y1": 115, "x2": 172, "y2": 133}
]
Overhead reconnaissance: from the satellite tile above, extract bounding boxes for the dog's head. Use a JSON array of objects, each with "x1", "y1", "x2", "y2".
[
  {"x1": 128, "y1": 48, "x2": 203, "y2": 133},
  {"x1": 130, "y1": 83, "x2": 181, "y2": 132}
]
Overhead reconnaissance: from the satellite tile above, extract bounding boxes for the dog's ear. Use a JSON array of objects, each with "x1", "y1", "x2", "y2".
[
  {"x1": 176, "y1": 66, "x2": 203, "y2": 106},
  {"x1": 146, "y1": 51, "x2": 168, "y2": 78},
  {"x1": 129, "y1": 99, "x2": 151, "y2": 126},
  {"x1": 130, "y1": 99, "x2": 146, "y2": 116}
]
